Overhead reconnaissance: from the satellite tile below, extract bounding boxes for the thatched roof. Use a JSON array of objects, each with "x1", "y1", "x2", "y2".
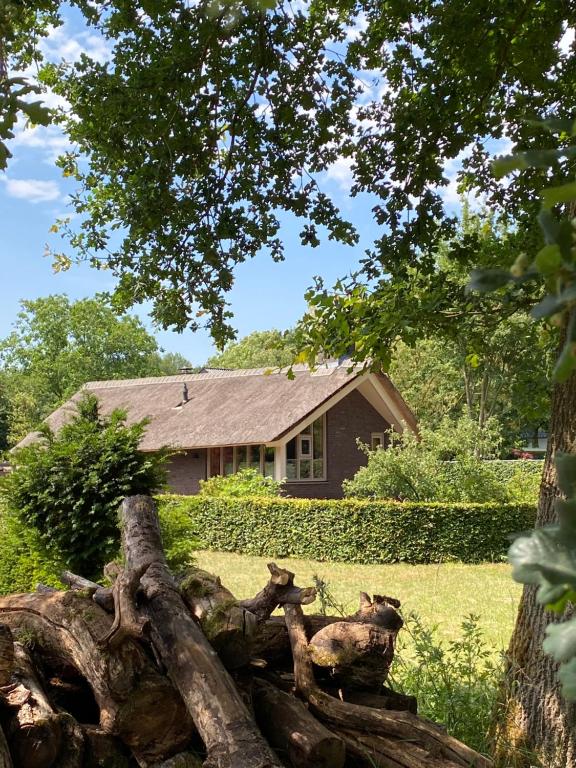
[{"x1": 15, "y1": 363, "x2": 415, "y2": 451}]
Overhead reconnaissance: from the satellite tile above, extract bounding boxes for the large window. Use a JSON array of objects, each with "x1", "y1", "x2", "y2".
[
  {"x1": 209, "y1": 445, "x2": 275, "y2": 478},
  {"x1": 286, "y1": 415, "x2": 325, "y2": 481}
]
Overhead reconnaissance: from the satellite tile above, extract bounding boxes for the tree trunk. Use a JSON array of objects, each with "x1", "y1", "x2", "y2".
[{"x1": 492, "y1": 370, "x2": 576, "y2": 767}]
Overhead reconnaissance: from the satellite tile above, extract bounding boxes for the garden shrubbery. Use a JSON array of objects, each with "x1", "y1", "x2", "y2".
[
  {"x1": 158, "y1": 494, "x2": 536, "y2": 564},
  {"x1": 198, "y1": 467, "x2": 282, "y2": 497},
  {"x1": 343, "y1": 419, "x2": 542, "y2": 505}
]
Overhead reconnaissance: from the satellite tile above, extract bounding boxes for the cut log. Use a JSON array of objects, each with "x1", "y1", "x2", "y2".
[
  {"x1": 83, "y1": 725, "x2": 131, "y2": 768},
  {"x1": 308, "y1": 621, "x2": 396, "y2": 688},
  {"x1": 2, "y1": 642, "x2": 62, "y2": 768},
  {"x1": 283, "y1": 604, "x2": 491, "y2": 768},
  {"x1": 120, "y1": 495, "x2": 283, "y2": 768},
  {"x1": 252, "y1": 678, "x2": 345, "y2": 768},
  {"x1": 0, "y1": 591, "x2": 194, "y2": 766},
  {"x1": 326, "y1": 686, "x2": 418, "y2": 714}
]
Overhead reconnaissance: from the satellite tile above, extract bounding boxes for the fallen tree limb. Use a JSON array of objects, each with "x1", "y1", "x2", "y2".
[
  {"x1": 120, "y1": 495, "x2": 283, "y2": 768},
  {"x1": 0, "y1": 591, "x2": 193, "y2": 766},
  {"x1": 253, "y1": 677, "x2": 345, "y2": 768},
  {"x1": 283, "y1": 604, "x2": 491, "y2": 768}
]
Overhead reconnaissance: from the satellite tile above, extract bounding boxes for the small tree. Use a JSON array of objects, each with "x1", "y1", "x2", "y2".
[{"x1": 1, "y1": 394, "x2": 168, "y2": 577}]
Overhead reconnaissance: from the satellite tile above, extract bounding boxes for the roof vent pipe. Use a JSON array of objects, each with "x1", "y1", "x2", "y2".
[{"x1": 182, "y1": 383, "x2": 189, "y2": 403}]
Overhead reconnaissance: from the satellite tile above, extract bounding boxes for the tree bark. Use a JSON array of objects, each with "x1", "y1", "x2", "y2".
[
  {"x1": 283, "y1": 604, "x2": 490, "y2": 768},
  {"x1": 0, "y1": 591, "x2": 193, "y2": 766},
  {"x1": 119, "y1": 495, "x2": 283, "y2": 768},
  {"x1": 492, "y1": 370, "x2": 576, "y2": 767},
  {"x1": 252, "y1": 678, "x2": 346, "y2": 768}
]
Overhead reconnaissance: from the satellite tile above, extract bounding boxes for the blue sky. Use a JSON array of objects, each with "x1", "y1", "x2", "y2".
[{"x1": 2, "y1": 7, "x2": 534, "y2": 366}]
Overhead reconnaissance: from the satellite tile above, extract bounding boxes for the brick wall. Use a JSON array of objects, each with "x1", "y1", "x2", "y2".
[
  {"x1": 284, "y1": 389, "x2": 390, "y2": 499},
  {"x1": 165, "y1": 449, "x2": 207, "y2": 494}
]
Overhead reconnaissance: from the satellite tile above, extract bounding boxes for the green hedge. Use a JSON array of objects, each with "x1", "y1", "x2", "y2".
[
  {"x1": 485, "y1": 459, "x2": 544, "y2": 483},
  {"x1": 158, "y1": 495, "x2": 537, "y2": 564}
]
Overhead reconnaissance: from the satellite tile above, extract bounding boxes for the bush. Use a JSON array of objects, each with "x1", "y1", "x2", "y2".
[
  {"x1": 198, "y1": 467, "x2": 283, "y2": 497},
  {"x1": 0, "y1": 491, "x2": 198, "y2": 595},
  {"x1": 0, "y1": 498, "x2": 64, "y2": 594},
  {"x1": 157, "y1": 495, "x2": 536, "y2": 564},
  {"x1": 1, "y1": 394, "x2": 168, "y2": 578},
  {"x1": 390, "y1": 613, "x2": 501, "y2": 755},
  {"x1": 343, "y1": 419, "x2": 541, "y2": 504}
]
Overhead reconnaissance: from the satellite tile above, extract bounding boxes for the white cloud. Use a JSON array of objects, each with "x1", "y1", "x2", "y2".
[
  {"x1": 325, "y1": 155, "x2": 354, "y2": 192},
  {"x1": 40, "y1": 23, "x2": 112, "y2": 65},
  {"x1": 1, "y1": 177, "x2": 61, "y2": 204},
  {"x1": 559, "y1": 27, "x2": 575, "y2": 54}
]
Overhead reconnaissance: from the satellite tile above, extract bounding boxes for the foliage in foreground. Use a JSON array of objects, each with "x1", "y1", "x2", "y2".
[
  {"x1": 391, "y1": 613, "x2": 501, "y2": 757},
  {"x1": 160, "y1": 494, "x2": 535, "y2": 565},
  {"x1": 343, "y1": 418, "x2": 541, "y2": 504},
  {"x1": 1, "y1": 394, "x2": 168, "y2": 577},
  {"x1": 198, "y1": 468, "x2": 283, "y2": 498}
]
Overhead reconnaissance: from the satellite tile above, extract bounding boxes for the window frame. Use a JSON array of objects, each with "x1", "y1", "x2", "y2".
[
  {"x1": 206, "y1": 445, "x2": 275, "y2": 478},
  {"x1": 286, "y1": 414, "x2": 327, "y2": 483},
  {"x1": 371, "y1": 432, "x2": 385, "y2": 451}
]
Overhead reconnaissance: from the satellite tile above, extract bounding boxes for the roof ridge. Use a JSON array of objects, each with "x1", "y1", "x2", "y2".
[{"x1": 83, "y1": 363, "x2": 352, "y2": 389}]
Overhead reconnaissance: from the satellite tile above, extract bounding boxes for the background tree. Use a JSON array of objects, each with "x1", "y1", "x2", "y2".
[
  {"x1": 0, "y1": 294, "x2": 180, "y2": 445},
  {"x1": 205, "y1": 329, "x2": 298, "y2": 369}
]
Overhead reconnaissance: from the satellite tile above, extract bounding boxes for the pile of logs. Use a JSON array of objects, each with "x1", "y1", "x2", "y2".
[{"x1": 0, "y1": 496, "x2": 492, "y2": 768}]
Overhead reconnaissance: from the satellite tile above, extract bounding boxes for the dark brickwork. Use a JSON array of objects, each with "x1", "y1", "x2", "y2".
[
  {"x1": 284, "y1": 389, "x2": 390, "y2": 499},
  {"x1": 165, "y1": 449, "x2": 207, "y2": 494}
]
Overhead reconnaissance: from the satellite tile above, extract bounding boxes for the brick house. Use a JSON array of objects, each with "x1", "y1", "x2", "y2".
[{"x1": 17, "y1": 363, "x2": 416, "y2": 499}]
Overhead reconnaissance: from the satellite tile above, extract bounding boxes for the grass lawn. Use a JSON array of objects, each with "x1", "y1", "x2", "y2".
[{"x1": 195, "y1": 550, "x2": 521, "y2": 652}]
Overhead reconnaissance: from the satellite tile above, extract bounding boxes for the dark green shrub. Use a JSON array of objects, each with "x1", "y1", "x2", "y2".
[
  {"x1": 157, "y1": 495, "x2": 536, "y2": 564},
  {"x1": 1, "y1": 394, "x2": 168, "y2": 577}
]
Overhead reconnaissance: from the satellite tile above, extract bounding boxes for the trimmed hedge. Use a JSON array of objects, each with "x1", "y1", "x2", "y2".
[
  {"x1": 158, "y1": 495, "x2": 537, "y2": 564},
  {"x1": 485, "y1": 459, "x2": 544, "y2": 483}
]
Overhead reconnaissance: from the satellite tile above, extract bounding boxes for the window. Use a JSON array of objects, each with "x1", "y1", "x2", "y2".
[
  {"x1": 286, "y1": 415, "x2": 325, "y2": 481},
  {"x1": 207, "y1": 445, "x2": 275, "y2": 478},
  {"x1": 371, "y1": 433, "x2": 385, "y2": 451}
]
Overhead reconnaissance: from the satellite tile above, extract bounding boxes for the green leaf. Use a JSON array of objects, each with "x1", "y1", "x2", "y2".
[
  {"x1": 492, "y1": 155, "x2": 528, "y2": 178},
  {"x1": 544, "y1": 618, "x2": 576, "y2": 663},
  {"x1": 508, "y1": 528, "x2": 576, "y2": 589},
  {"x1": 558, "y1": 658, "x2": 576, "y2": 700},
  {"x1": 21, "y1": 100, "x2": 52, "y2": 127},
  {"x1": 535, "y1": 244, "x2": 563, "y2": 275},
  {"x1": 538, "y1": 209, "x2": 561, "y2": 244},
  {"x1": 542, "y1": 182, "x2": 576, "y2": 210},
  {"x1": 556, "y1": 454, "x2": 576, "y2": 500},
  {"x1": 467, "y1": 268, "x2": 511, "y2": 293},
  {"x1": 530, "y1": 294, "x2": 565, "y2": 320}
]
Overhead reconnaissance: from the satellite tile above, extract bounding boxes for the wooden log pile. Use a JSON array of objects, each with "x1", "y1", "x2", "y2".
[{"x1": 0, "y1": 496, "x2": 492, "y2": 768}]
